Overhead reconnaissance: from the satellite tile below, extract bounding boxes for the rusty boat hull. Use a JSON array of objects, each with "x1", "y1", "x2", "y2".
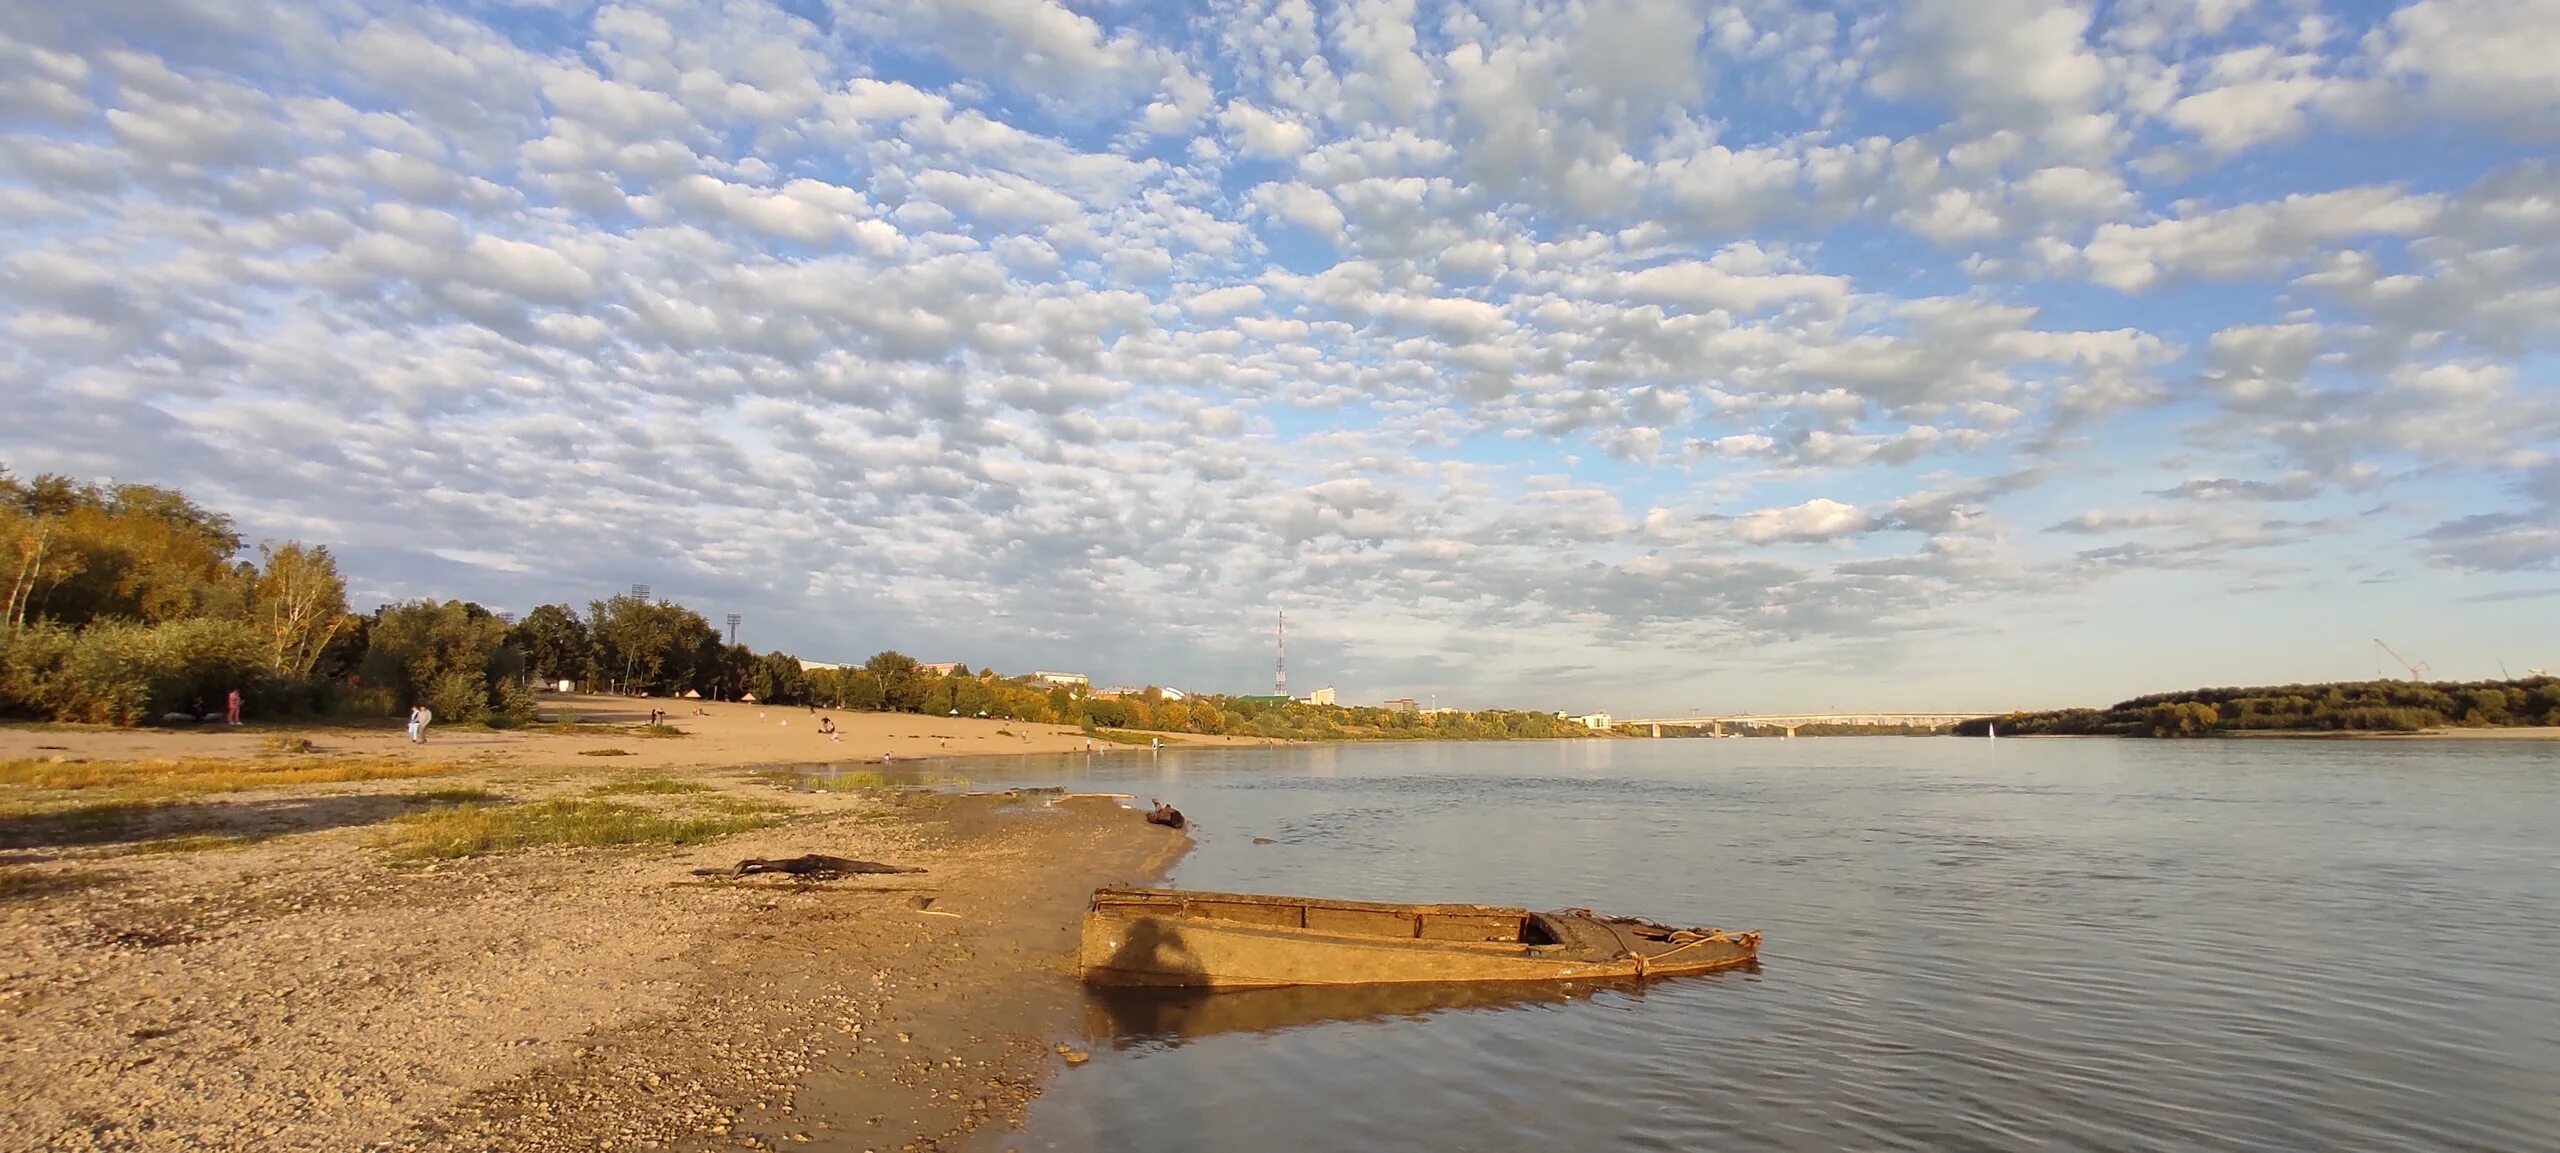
[{"x1": 1079, "y1": 886, "x2": 1761, "y2": 989}]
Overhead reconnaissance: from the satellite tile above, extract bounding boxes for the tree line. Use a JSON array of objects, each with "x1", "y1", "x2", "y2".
[
  {"x1": 2, "y1": 467, "x2": 1597, "y2": 740},
  {"x1": 1954, "y1": 677, "x2": 2560, "y2": 737}
]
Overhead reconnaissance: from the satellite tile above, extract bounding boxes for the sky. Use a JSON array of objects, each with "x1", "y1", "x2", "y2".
[{"x1": 2, "y1": 0, "x2": 2557, "y2": 715}]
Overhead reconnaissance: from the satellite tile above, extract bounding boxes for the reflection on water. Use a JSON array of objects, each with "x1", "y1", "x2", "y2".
[
  {"x1": 1084, "y1": 973, "x2": 1753, "y2": 1047},
  {"x1": 954, "y1": 739, "x2": 2560, "y2": 1153}
]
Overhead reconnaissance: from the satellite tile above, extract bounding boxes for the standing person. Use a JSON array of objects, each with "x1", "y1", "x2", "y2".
[
  {"x1": 225, "y1": 689, "x2": 243, "y2": 726},
  {"x1": 407, "y1": 704, "x2": 425, "y2": 744}
]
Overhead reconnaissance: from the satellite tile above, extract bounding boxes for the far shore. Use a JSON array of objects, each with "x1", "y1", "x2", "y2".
[
  {"x1": 1976, "y1": 727, "x2": 2560, "y2": 741},
  {"x1": 0, "y1": 715, "x2": 1196, "y2": 1152}
]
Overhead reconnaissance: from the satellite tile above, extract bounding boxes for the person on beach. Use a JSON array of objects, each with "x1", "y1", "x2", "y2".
[
  {"x1": 226, "y1": 689, "x2": 242, "y2": 726},
  {"x1": 818, "y1": 716, "x2": 839, "y2": 741},
  {"x1": 407, "y1": 704, "x2": 428, "y2": 744}
]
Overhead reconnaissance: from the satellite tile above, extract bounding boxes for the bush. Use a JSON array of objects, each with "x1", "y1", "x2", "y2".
[
  {"x1": 0, "y1": 618, "x2": 269, "y2": 724},
  {"x1": 488, "y1": 679, "x2": 540, "y2": 729},
  {"x1": 424, "y1": 670, "x2": 488, "y2": 727}
]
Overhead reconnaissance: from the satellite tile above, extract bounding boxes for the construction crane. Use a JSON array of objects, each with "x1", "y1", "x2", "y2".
[{"x1": 2373, "y1": 638, "x2": 2431, "y2": 681}]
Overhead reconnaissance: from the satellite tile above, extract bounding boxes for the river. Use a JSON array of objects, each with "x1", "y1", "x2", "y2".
[{"x1": 912, "y1": 737, "x2": 2559, "y2": 1152}]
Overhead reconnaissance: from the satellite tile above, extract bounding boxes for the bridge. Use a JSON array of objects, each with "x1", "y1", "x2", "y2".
[{"x1": 1612, "y1": 712, "x2": 1992, "y2": 738}]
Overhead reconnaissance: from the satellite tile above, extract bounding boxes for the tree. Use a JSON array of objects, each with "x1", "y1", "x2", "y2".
[
  {"x1": 750, "y1": 651, "x2": 809, "y2": 705},
  {"x1": 864, "y1": 651, "x2": 923, "y2": 711},
  {"x1": 250, "y1": 541, "x2": 350, "y2": 680},
  {"x1": 361, "y1": 600, "x2": 509, "y2": 723},
  {"x1": 588, "y1": 593, "x2": 718, "y2": 695},
  {"x1": 509, "y1": 604, "x2": 594, "y2": 685}
]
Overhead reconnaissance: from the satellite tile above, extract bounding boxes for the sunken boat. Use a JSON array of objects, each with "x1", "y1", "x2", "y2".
[{"x1": 1080, "y1": 886, "x2": 1760, "y2": 989}]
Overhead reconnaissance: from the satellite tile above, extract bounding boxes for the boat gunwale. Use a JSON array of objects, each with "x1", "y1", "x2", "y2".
[{"x1": 1089, "y1": 885, "x2": 1536, "y2": 920}]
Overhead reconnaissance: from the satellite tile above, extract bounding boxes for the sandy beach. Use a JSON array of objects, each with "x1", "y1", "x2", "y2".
[
  {"x1": 0, "y1": 692, "x2": 1273, "y2": 771},
  {"x1": 0, "y1": 702, "x2": 1205, "y2": 1152}
]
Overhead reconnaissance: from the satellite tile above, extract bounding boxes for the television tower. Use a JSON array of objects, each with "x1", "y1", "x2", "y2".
[{"x1": 1275, "y1": 609, "x2": 1287, "y2": 697}]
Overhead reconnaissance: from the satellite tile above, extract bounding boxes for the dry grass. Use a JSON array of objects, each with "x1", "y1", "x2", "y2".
[
  {"x1": 0, "y1": 756, "x2": 469, "y2": 799},
  {"x1": 589, "y1": 777, "x2": 709, "y2": 796},
  {"x1": 408, "y1": 787, "x2": 507, "y2": 805},
  {"x1": 376, "y1": 797, "x2": 786, "y2": 861},
  {"x1": 577, "y1": 748, "x2": 634, "y2": 757},
  {"x1": 117, "y1": 833, "x2": 255, "y2": 856}
]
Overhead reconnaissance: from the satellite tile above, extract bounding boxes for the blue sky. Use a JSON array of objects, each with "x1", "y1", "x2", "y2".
[{"x1": 2, "y1": 0, "x2": 2556, "y2": 713}]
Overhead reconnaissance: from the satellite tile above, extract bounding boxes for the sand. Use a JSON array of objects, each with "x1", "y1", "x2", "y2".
[
  {"x1": 0, "y1": 692, "x2": 1274, "y2": 770},
  {"x1": 0, "y1": 721, "x2": 1197, "y2": 1153}
]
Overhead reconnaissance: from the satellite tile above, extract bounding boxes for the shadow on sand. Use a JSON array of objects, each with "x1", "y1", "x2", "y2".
[{"x1": 0, "y1": 793, "x2": 431, "y2": 852}]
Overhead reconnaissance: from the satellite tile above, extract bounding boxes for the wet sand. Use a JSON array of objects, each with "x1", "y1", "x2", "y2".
[{"x1": 0, "y1": 749, "x2": 1191, "y2": 1152}]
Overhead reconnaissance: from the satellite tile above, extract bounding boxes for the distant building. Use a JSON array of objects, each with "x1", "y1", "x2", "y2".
[
  {"x1": 1382, "y1": 698, "x2": 1419, "y2": 713},
  {"x1": 1569, "y1": 712, "x2": 1612, "y2": 730},
  {"x1": 920, "y1": 662, "x2": 961, "y2": 677},
  {"x1": 1306, "y1": 686, "x2": 1337, "y2": 706},
  {"x1": 1159, "y1": 687, "x2": 1188, "y2": 701},
  {"x1": 798, "y1": 659, "x2": 851, "y2": 672},
  {"x1": 1234, "y1": 694, "x2": 1293, "y2": 706},
  {"x1": 1033, "y1": 671, "x2": 1089, "y2": 687},
  {"x1": 1420, "y1": 707, "x2": 1461, "y2": 717}
]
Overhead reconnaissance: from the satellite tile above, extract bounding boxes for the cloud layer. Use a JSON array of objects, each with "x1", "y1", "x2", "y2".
[{"x1": 4, "y1": 0, "x2": 2556, "y2": 711}]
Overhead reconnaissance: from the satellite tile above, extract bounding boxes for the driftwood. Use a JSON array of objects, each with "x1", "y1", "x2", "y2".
[
  {"x1": 1144, "y1": 800, "x2": 1186, "y2": 830},
  {"x1": 691, "y1": 854, "x2": 926, "y2": 880}
]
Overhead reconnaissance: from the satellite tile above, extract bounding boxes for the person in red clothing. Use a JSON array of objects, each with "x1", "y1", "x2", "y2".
[{"x1": 225, "y1": 689, "x2": 242, "y2": 726}]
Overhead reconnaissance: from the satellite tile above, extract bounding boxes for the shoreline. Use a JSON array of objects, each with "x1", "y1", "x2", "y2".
[
  {"x1": 0, "y1": 742, "x2": 1191, "y2": 1151},
  {"x1": 1975, "y1": 727, "x2": 2560, "y2": 741}
]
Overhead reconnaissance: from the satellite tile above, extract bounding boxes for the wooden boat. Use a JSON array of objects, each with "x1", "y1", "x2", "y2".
[{"x1": 1080, "y1": 886, "x2": 1761, "y2": 988}]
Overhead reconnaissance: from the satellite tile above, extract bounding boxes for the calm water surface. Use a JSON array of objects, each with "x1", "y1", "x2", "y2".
[{"x1": 912, "y1": 738, "x2": 2558, "y2": 1152}]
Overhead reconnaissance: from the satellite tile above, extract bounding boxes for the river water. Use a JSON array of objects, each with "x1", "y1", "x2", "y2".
[{"x1": 915, "y1": 738, "x2": 2558, "y2": 1152}]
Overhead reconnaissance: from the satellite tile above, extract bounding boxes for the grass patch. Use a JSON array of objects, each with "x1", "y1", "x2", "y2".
[
  {"x1": 1088, "y1": 729, "x2": 1161, "y2": 746},
  {"x1": 261, "y1": 735, "x2": 318, "y2": 755},
  {"x1": 0, "y1": 756, "x2": 467, "y2": 799},
  {"x1": 589, "y1": 777, "x2": 709, "y2": 796},
  {"x1": 377, "y1": 798, "x2": 782, "y2": 861},
  {"x1": 117, "y1": 833, "x2": 254, "y2": 856},
  {"x1": 578, "y1": 748, "x2": 634, "y2": 757},
  {"x1": 0, "y1": 798, "x2": 185, "y2": 848},
  {"x1": 408, "y1": 787, "x2": 505, "y2": 805},
  {"x1": 636, "y1": 724, "x2": 688, "y2": 739},
  {"x1": 0, "y1": 868, "x2": 120, "y2": 901}
]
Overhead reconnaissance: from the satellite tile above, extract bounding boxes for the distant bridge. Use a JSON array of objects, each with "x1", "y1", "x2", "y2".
[{"x1": 1613, "y1": 712, "x2": 1992, "y2": 737}]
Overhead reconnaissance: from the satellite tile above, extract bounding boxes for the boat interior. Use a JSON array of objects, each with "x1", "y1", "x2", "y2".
[{"x1": 1092, "y1": 888, "x2": 1565, "y2": 946}]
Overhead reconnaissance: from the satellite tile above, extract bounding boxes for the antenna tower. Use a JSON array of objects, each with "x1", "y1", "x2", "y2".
[
  {"x1": 1275, "y1": 610, "x2": 1287, "y2": 697},
  {"x1": 630, "y1": 583, "x2": 651, "y2": 601},
  {"x1": 725, "y1": 613, "x2": 741, "y2": 645}
]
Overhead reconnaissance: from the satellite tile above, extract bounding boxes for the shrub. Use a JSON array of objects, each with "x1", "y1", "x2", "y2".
[
  {"x1": 424, "y1": 670, "x2": 488, "y2": 727},
  {"x1": 488, "y1": 679, "x2": 540, "y2": 729},
  {"x1": 0, "y1": 618, "x2": 269, "y2": 724}
]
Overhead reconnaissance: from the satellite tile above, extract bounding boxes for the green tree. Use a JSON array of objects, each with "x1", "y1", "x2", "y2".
[
  {"x1": 588, "y1": 593, "x2": 718, "y2": 695},
  {"x1": 750, "y1": 650, "x2": 809, "y2": 705},
  {"x1": 362, "y1": 600, "x2": 509, "y2": 723},
  {"x1": 508, "y1": 603, "x2": 594, "y2": 685},
  {"x1": 864, "y1": 651, "x2": 923, "y2": 711}
]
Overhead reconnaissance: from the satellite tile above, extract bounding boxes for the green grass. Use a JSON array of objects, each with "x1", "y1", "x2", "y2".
[
  {"x1": 1088, "y1": 729, "x2": 1161, "y2": 746},
  {"x1": 0, "y1": 756, "x2": 467, "y2": 798},
  {"x1": 376, "y1": 797, "x2": 784, "y2": 861},
  {"x1": 589, "y1": 777, "x2": 709, "y2": 796},
  {"x1": 408, "y1": 787, "x2": 506, "y2": 805},
  {"x1": 0, "y1": 868, "x2": 120, "y2": 901}
]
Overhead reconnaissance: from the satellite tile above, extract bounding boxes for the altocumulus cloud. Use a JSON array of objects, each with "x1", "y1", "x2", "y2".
[{"x1": 2, "y1": 0, "x2": 2557, "y2": 712}]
